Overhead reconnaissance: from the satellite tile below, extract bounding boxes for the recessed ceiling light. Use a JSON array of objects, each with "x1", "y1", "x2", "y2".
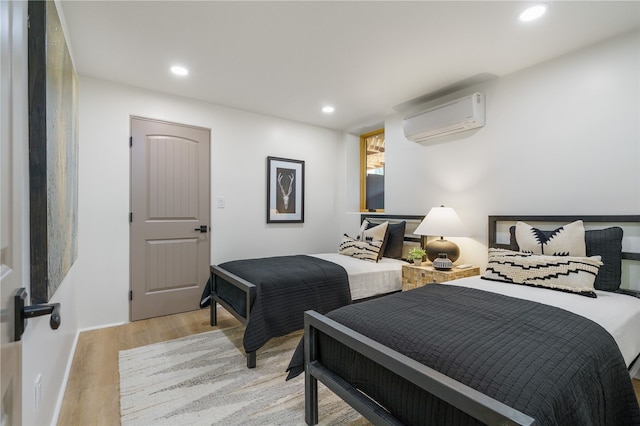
[
  {"x1": 170, "y1": 65, "x2": 189, "y2": 76},
  {"x1": 519, "y1": 4, "x2": 548, "y2": 22},
  {"x1": 322, "y1": 106, "x2": 335, "y2": 113}
]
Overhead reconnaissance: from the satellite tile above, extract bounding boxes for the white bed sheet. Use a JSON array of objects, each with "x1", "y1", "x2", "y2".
[
  {"x1": 444, "y1": 276, "x2": 640, "y2": 369},
  {"x1": 310, "y1": 253, "x2": 405, "y2": 301}
]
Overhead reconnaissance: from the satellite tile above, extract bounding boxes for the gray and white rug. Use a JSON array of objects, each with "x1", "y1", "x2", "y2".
[{"x1": 119, "y1": 325, "x2": 368, "y2": 425}]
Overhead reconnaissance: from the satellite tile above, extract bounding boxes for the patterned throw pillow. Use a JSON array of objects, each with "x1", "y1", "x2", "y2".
[
  {"x1": 482, "y1": 248, "x2": 602, "y2": 298},
  {"x1": 359, "y1": 221, "x2": 389, "y2": 260},
  {"x1": 515, "y1": 220, "x2": 586, "y2": 256},
  {"x1": 360, "y1": 220, "x2": 388, "y2": 241},
  {"x1": 339, "y1": 235, "x2": 384, "y2": 262}
]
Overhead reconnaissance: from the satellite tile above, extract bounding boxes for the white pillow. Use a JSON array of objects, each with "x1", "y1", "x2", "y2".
[
  {"x1": 515, "y1": 220, "x2": 586, "y2": 256},
  {"x1": 359, "y1": 220, "x2": 389, "y2": 260},
  {"x1": 361, "y1": 220, "x2": 388, "y2": 243}
]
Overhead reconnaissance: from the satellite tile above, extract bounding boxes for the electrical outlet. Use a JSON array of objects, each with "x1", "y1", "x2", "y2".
[{"x1": 34, "y1": 374, "x2": 42, "y2": 414}]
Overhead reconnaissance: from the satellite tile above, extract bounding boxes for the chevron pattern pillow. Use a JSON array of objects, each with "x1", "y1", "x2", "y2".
[
  {"x1": 515, "y1": 220, "x2": 586, "y2": 256},
  {"x1": 482, "y1": 248, "x2": 602, "y2": 298},
  {"x1": 339, "y1": 234, "x2": 383, "y2": 262}
]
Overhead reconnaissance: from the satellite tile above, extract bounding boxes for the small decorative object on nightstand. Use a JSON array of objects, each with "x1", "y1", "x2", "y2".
[
  {"x1": 402, "y1": 264, "x2": 480, "y2": 291},
  {"x1": 407, "y1": 247, "x2": 426, "y2": 266},
  {"x1": 432, "y1": 253, "x2": 453, "y2": 270}
]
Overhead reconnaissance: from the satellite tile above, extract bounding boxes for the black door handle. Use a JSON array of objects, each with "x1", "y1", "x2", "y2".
[
  {"x1": 14, "y1": 288, "x2": 61, "y2": 341},
  {"x1": 194, "y1": 225, "x2": 208, "y2": 233}
]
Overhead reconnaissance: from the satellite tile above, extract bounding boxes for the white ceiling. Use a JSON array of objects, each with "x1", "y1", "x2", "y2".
[{"x1": 59, "y1": 1, "x2": 640, "y2": 133}]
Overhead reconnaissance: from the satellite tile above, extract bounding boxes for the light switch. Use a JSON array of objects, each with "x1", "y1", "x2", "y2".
[{"x1": 216, "y1": 196, "x2": 225, "y2": 209}]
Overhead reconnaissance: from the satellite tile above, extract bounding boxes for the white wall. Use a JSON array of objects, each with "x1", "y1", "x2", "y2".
[
  {"x1": 75, "y1": 78, "x2": 345, "y2": 329},
  {"x1": 374, "y1": 30, "x2": 640, "y2": 289}
]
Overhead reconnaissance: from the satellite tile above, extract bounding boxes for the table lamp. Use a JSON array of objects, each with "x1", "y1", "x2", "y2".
[{"x1": 415, "y1": 205, "x2": 469, "y2": 263}]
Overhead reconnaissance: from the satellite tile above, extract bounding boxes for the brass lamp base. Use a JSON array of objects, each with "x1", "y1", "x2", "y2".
[{"x1": 426, "y1": 238, "x2": 460, "y2": 263}]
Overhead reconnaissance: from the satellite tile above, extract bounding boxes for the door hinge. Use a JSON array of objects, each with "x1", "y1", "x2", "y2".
[
  {"x1": 129, "y1": 136, "x2": 132, "y2": 147},
  {"x1": 129, "y1": 290, "x2": 133, "y2": 301},
  {"x1": 129, "y1": 212, "x2": 133, "y2": 223}
]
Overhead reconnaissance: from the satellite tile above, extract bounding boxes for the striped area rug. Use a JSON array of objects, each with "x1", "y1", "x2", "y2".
[{"x1": 119, "y1": 325, "x2": 368, "y2": 425}]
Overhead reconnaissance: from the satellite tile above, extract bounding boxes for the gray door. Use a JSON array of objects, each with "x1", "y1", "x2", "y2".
[
  {"x1": 1, "y1": 1, "x2": 24, "y2": 421},
  {"x1": 130, "y1": 117, "x2": 210, "y2": 321}
]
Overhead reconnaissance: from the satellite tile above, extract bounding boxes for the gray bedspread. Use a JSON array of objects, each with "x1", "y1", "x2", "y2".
[
  {"x1": 217, "y1": 255, "x2": 351, "y2": 354},
  {"x1": 288, "y1": 284, "x2": 640, "y2": 425}
]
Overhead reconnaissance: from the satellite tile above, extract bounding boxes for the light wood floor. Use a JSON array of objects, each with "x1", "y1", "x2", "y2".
[
  {"x1": 58, "y1": 308, "x2": 640, "y2": 425},
  {"x1": 57, "y1": 308, "x2": 235, "y2": 426}
]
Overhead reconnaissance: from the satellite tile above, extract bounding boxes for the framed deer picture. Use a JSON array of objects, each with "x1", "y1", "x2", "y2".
[{"x1": 267, "y1": 156, "x2": 305, "y2": 223}]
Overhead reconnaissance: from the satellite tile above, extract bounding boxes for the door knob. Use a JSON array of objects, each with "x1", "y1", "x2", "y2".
[
  {"x1": 194, "y1": 225, "x2": 208, "y2": 233},
  {"x1": 14, "y1": 288, "x2": 61, "y2": 341}
]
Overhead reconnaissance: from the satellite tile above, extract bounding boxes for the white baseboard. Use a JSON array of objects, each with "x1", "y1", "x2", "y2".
[{"x1": 79, "y1": 321, "x2": 127, "y2": 333}]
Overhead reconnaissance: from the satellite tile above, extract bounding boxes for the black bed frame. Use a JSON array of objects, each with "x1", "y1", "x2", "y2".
[
  {"x1": 304, "y1": 214, "x2": 640, "y2": 425},
  {"x1": 209, "y1": 214, "x2": 425, "y2": 368}
]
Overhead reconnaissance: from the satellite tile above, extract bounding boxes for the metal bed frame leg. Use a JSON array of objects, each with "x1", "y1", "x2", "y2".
[
  {"x1": 305, "y1": 368, "x2": 319, "y2": 425},
  {"x1": 304, "y1": 318, "x2": 319, "y2": 425},
  {"x1": 209, "y1": 270, "x2": 218, "y2": 327},
  {"x1": 210, "y1": 300, "x2": 217, "y2": 326},
  {"x1": 246, "y1": 351, "x2": 256, "y2": 369}
]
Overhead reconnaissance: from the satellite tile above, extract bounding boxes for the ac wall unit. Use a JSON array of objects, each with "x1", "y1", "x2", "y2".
[{"x1": 403, "y1": 92, "x2": 485, "y2": 142}]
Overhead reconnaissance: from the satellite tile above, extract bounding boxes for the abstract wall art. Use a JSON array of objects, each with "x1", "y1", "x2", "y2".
[{"x1": 28, "y1": 0, "x2": 79, "y2": 303}]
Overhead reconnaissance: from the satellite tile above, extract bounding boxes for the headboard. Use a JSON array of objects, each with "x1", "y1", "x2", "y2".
[
  {"x1": 488, "y1": 215, "x2": 640, "y2": 261},
  {"x1": 488, "y1": 215, "x2": 640, "y2": 296}
]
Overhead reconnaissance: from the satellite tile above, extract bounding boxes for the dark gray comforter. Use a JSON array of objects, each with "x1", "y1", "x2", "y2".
[
  {"x1": 215, "y1": 255, "x2": 351, "y2": 354},
  {"x1": 287, "y1": 284, "x2": 640, "y2": 425}
]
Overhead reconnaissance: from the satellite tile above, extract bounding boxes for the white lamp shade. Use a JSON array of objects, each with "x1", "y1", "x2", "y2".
[{"x1": 415, "y1": 206, "x2": 469, "y2": 237}]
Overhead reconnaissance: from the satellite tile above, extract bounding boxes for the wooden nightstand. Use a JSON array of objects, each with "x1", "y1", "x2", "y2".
[{"x1": 402, "y1": 264, "x2": 480, "y2": 291}]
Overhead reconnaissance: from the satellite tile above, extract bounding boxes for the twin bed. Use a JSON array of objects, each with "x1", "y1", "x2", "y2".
[
  {"x1": 206, "y1": 214, "x2": 424, "y2": 368},
  {"x1": 291, "y1": 215, "x2": 640, "y2": 425}
]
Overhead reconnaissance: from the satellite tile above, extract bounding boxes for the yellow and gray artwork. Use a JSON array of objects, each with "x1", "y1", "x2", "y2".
[
  {"x1": 30, "y1": 0, "x2": 78, "y2": 302},
  {"x1": 46, "y1": 1, "x2": 78, "y2": 299}
]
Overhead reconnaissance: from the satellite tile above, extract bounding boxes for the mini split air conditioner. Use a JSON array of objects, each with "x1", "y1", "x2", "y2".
[{"x1": 402, "y1": 92, "x2": 485, "y2": 142}]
